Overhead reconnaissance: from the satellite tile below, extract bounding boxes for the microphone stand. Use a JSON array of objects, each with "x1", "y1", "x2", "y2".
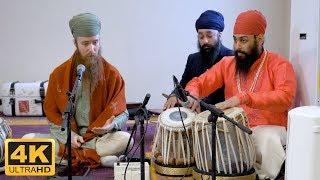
[
  {"x1": 121, "y1": 94, "x2": 150, "y2": 180},
  {"x1": 135, "y1": 107, "x2": 149, "y2": 180},
  {"x1": 174, "y1": 85, "x2": 252, "y2": 180},
  {"x1": 61, "y1": 74, "x2": 83, "y2": 180},
  {"x1": 122, "y1": 122, "x2": 137, "y2": 161}
]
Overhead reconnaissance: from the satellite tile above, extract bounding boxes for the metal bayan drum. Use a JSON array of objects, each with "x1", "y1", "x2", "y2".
[
  {"x1": 192, "y1": 107, "x2": 256, "y2": 180},
  {"x1": 151, "y1": 107, "x2": 196, "y2": 176},
  {"x1": 0, "y1": 117, "x2": 12, "y2": 163}
]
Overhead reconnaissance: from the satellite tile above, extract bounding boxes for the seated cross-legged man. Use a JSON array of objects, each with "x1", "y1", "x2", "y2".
[{"x1": 23, "y1": 13, "x2": 133, "y2": 174}]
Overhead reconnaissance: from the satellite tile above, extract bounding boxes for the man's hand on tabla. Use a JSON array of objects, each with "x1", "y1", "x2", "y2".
[{"x1": 187, "y1": 96, "x2": 201, "y2": 113}]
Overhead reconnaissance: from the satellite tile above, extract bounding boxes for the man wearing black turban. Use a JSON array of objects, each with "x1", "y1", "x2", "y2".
[{"x1": 164, "y1": 10, "x2": 233, "y2": 111}]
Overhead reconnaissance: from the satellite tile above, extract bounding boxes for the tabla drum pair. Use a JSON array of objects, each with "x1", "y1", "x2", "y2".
[{"x1": 151, "y1": 107, "x2": 256, "y2": 179}]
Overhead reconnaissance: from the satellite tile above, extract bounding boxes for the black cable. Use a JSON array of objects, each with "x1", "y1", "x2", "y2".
[
  {"x1": 122, "y1": 127, "x2": 138, "y2": 180},
  {"x1": 124, "y1": 119, "x2": 148, "y2": 180},
  {"x1": 124, "y1": 117, "x2": 149, "y2": 180},
  {"x1": 175, "y1": 101, "x2": 193, "y2": 180},
  {"x1": 122, "y1": 110, "x2": 150, "y2": 161},
  {"x1": 124, "y1": 126, "x2": 138, "y2": 158}
]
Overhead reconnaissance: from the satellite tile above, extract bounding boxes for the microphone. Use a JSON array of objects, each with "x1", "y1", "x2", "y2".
[
  {"x1": 141, "y1": 93, "x2": 151, "y2": 109},
  {"x1": 134, "y1": 93, "x2": 151, "y2": 118},
  {"x1": 173, "y1": 75, "x2": 189, "y2": 105},
  {"x1": 76, "y1": 64, "x2": 86, "y2": 80},
  {"x1": 60, "y1": 64, "x2": 86, "y2": 131}
]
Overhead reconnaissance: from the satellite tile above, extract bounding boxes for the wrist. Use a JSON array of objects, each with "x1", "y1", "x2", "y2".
[
  {"x1": 236, "y1": 92, "x2": 249, "y2": 105},
  {"x1": 168, "y1": 94, "x2": 176, "y2": 98}
]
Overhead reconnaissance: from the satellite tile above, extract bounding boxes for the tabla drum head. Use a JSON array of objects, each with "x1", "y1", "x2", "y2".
[{"x1": 158, "y1": 107, "x2": 196, "y2": 131}]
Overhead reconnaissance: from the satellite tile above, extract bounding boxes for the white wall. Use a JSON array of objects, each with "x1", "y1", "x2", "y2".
[
  {"x1": 0, "y1": 0, "x2": 290, "y2": 109},
  {"x1": 290, "y1": 0, "x2": 320, "y2": 106}
]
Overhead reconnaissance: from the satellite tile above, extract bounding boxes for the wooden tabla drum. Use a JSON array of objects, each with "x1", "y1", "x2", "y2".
[
  {"x1": 151, "y1": 107, "x2": 196, "y2": 176},
  {"x1": 192, "y1": 107, "x2": 256, "y2": 180}
]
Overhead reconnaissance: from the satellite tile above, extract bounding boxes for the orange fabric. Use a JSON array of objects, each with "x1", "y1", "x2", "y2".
[
  {"x1": 186, "y1": 51, "x2": 297, "y2": 127},
  {"x1": 44, "y1": 51, "x2": 126, "y2": 167},
  {"x1": 58, "y1": 144, "x2": 100, "y2": 174},
  {"x1": 233, "y1": 10, "x2": 267, "y2": 35}
]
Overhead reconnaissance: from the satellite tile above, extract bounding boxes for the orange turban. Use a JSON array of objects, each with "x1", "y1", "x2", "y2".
[{"x1": 233, "y1": 10, "x2": 267, "y2": 35}]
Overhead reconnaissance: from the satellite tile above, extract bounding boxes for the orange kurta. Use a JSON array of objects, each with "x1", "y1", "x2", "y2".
[
  {"x1": 186, "y1": 50, "x2": 297, "y2": 127},
  {"x1": 44, "y1": 51, "x2": 126, "y2": 170}
]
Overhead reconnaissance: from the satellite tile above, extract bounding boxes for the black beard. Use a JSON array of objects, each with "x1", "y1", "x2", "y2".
[
  {"x1": 198, "y1": 40, "x2": 221, "y2": 66},
  {"x1": 235, "y1": 43, "x2": 261, "y2": 75}
]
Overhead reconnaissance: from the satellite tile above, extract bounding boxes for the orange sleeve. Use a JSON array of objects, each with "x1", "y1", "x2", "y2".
[
  {"x1": 44, "y1": 73, "x2": 63, "y2": 125},
  {"x1": 91, "y1": 77, "x2": 126, "y2": 126},
  {"x1": 185, "y1": 59, "x2": 225, "y2": 99},
  {"x1": 236, "y1": 61, "x2": 297, "y2": 112},
  {"x1": 83, "y1": 67, "x2": 127, "y2": 139}
]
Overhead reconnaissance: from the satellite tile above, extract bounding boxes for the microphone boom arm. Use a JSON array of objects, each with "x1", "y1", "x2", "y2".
[{"x1": 187, "y1": 92, "x2": 252, "y2": 134}]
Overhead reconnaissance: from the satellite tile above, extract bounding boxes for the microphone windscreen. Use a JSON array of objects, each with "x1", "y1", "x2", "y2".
[{"x1": 77, "y1": 64, "x2": 86, "y2": 73}]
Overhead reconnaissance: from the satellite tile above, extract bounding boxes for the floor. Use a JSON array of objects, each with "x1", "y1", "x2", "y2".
[
  {"x1": 0, "y1": 115, "x2": 284, "y2": 180},
  {"x1": 0, "y1": 116, "x2": 158, "y2": 180}
]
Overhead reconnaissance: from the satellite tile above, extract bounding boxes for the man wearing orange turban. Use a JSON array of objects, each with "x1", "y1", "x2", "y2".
[{"x1": 186, "y1": 10, "x2": 296, "y2": 179}]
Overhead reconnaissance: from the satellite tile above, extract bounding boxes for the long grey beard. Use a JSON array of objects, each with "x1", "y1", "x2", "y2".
[
  {"x1": 81, "y1": 57, "x2": 104, "y2": 94},
  {"x1": 88, "y1": 58, "x2": 104, "y2": 92},
  {"x1": 76, "y1": 47, "x2": 104, "y2": 93}
]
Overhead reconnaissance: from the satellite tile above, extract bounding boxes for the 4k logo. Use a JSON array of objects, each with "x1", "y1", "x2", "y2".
[{"x1": 5, "y1": 139, "x2": 55, "y2": 176}]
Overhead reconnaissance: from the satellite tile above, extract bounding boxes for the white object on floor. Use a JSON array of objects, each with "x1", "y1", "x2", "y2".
[
  {"x1": 285, "y1": 106, "x2": 320, "y2": 180},
  {"x1": 100, "y1": 155, "x2": 119, "y2": 167},
  {"x1": 114, "y1": 162, "x2": 150, "y2": 180}
]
